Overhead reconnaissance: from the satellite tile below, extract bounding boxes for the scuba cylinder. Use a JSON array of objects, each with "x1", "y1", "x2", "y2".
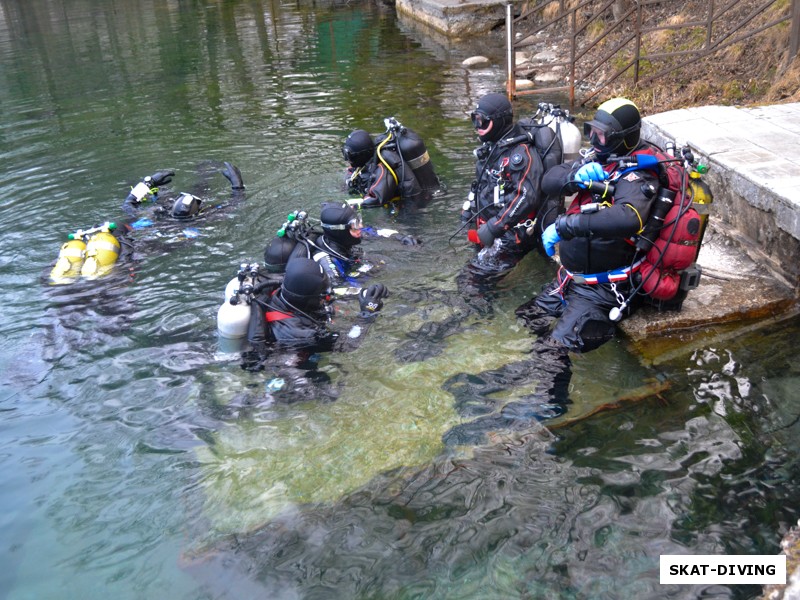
[
  {"x1": 688, "y1": 164, "x2": 713, "y2": 248},
  {"x1": 382, "y1": 117, "x2": 440, "y2": 192},
  {"x1": 555, "y1": 120, "x2": 582, "y2": 164},
  {"x1": 393, "y1": 124, "x2": 439, "y2": 191},
  {"x1": 80, "y1": 227, "x2": 121, "y2": 279},
  {"x1": 50, "y1": 238, "x2": 87, "y2": 284},
  {"x1": 532, "y1": 103, "x2": 582, "y2": 163},
  {"x1": 635, "y1": 186, "x2": 674, "y2": 252},
  {"x1": 51, "y1": 222, "x2": 120, "y2": 283},
  {"x1": 217, "y1": 262, "x2": 283, "y2": 342},
  {"x1": 218, "y1": 263, "x2": 258, "y2": 339},
  {"x1": 217, "y1": 291, "x2": 252, "y2": 340},
  {"x1": 547, "y1": 112, "x2": 581, "y2": 163}
]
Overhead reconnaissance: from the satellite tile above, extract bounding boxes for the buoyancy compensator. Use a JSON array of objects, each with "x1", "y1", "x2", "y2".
[{"x1": 628, "y1": 143, "x2": 712, "y2": 309}]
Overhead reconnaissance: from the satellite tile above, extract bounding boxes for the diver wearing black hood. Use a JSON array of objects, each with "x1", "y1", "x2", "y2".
[
  {"x1": 261, "y1": 202, "x2": 420, "y2": 292},
  {"x1": 461, "y1": 93, "x2": 561, "y2": 278},
  {"x1": 250, "y1": 257, "x2": 389, "y2": 352},
  {"x1": 343, "y1": 121, "x2": 440, "y2": 210},
  {"x1": 313, "y1": 202, "x2": 368, "y2": 283}
]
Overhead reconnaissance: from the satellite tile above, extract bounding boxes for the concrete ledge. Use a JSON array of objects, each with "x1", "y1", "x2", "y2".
[
  {"x1": 619, "y1": 222, "x2": 798, "y2": 364},
  {"x1": 395, "y1": 0, "x2": 507, "y2": 38}
]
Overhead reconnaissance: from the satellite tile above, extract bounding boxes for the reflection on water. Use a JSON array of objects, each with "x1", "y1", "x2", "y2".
[{"x1": 0, "y1": 1, "x2": 799, "y2": 599}]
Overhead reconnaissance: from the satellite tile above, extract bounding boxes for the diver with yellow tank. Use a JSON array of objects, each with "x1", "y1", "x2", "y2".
[{"x1": 48, "y1": 161, "x2": 245, "y2": 285}]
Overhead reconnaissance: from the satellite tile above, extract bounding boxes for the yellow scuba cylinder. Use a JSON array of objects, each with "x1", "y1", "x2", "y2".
[
  {"x1": 50, "y1": 238, "x2": 87, "y2": 284},
  {"x1": 689, "y1": 166, "x2": 713, "y2": 248},
  {"x1": 80, "y1": 223, "x2": 121, "y2": 279}
]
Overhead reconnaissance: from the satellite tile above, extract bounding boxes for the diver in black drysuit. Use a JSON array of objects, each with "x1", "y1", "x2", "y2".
[
  {"x1": 47, "y1": 162, "x2": 246, "y2": 286},
  {"x1": 394, "y1": 93, "x2": 563, "y2": 364},
  {"x1": 262, "y1": 202, "x2": 420, "y2": 290},
  {"x1": 343, "y1": 122, "x2": 440, "y2": 210},
  {"x1": 120, "y1": 161, "x2": 245, "y2": 227},
  {"x1": 239, "y1": 257, "x2": 389, "y2": 393}
]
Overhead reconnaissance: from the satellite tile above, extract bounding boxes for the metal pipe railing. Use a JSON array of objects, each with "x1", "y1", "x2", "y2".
[{"x1": 508, "y1": 0, "x2": 797, "y2": 108}]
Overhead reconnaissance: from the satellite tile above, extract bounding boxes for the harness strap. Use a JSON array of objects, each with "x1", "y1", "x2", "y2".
[
  {"x1": 562, "y1": 258, "x2": 644, "y2": 285},
  {"x1": 265, "y1": 310, "x2": 294, "y2": 322}
]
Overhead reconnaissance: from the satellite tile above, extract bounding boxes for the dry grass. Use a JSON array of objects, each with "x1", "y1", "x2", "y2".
[{"x1": 522, "y1": 0, "x2": 798, "y2": 113}]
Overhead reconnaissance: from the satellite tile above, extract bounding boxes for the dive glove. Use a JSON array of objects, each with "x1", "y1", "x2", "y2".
[
  {"x1": 477, "y1": 216, "x2": 502, "y2": 247},
  {"x1": 359, "y1": 283, "x2": 389, "y2": 314},
  {"x1": 573, "y1": 162, "x2": 607, "y2": 185},
  {"x1": 541, "y1": 223, "x2": 561, "y2": 257},
  {"x1": 148, "y1": 170, "x2": 175, "y2": 187}
]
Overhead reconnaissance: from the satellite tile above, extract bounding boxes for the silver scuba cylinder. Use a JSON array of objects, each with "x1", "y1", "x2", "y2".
[
  {"x1": 216, "y1": 264, "x2": 258, "y2": 340},
  {"x1": 550, "y1": 118, "x2": 582, "y2": 164},
  {"x1": 217, "y1": 293, "x2": 251, "y2": 340}
]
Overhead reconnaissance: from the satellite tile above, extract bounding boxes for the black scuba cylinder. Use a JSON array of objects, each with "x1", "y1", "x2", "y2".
[
  {"x1": 533, "y1": 126, "x2": 563, "y2": 173},
  {"x1": 635, "y1": 186, "x2": 675, "y2": 252},
  {"x1": 396, "y1": 128, "x2": 439, "y2": 191}
]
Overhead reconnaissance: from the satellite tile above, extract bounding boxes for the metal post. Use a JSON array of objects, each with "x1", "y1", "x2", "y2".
[
  {"x1": 569, "y1": 8, "x2": 576, "y2": 109},
  {"x1": 791, "y1": 0, "x2": 800, "y2": 59},
  {"x1": 633, "y1": 2, "x2": 642, "y2": 84},
  {"x1": 506, "y1": 2, "x2": 515, "y2": 99}
]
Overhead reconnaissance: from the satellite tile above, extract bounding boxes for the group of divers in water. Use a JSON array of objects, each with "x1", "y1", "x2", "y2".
[{"x1": 48, "y1": 94, "x2": 713, "y2": 443}]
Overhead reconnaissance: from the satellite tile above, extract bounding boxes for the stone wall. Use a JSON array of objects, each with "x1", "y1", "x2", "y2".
[{"x1": 395, "y1": 0, "x2": 507, "y2": 39}]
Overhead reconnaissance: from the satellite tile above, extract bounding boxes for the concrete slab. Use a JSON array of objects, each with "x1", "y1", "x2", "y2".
[{"x1": 395, "y1": 0, "x2": 507, "y2": 38}]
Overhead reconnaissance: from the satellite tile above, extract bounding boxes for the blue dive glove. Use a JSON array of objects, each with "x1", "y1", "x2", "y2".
[
  {"x1": 130, "y1": 218, "x2": 154, "y2": 229},
  {"x1": 574, "y1": 162, "x2": 607, "y2": 185},
  {"x1": 541, "y1": 223, "x2": 560, "y2": 257}
]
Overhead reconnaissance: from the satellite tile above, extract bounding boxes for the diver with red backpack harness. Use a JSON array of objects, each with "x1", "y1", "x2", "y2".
[{"x1": 516, "y1": 97, "x2": 709, "y2": 352}]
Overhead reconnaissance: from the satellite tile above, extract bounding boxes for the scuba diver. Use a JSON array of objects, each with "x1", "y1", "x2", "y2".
[
  {"x1": 442, "y1": 98, "x2": 672, "y2": 447},
  {"x1": 343, "y1": 117, "x2": 440, "y2": 210},
  {"x1": 215, "y1": 256, "x2": 389, "y2": 403},
  {"x1": 261, "y1": 202, "x2": 419, "y2": 291},
  {"x1": 517, "y1": 97, "x2": 672, "y2": 350},
  {"x1": 393, "y1": 94, "x2": 565, "y2": 363},
  {"x1": 218, "y1": 203, "x2": 404, "y2": 351},
  {"x1": 254, "y1": 257, "x2": 388, "y2": 352},
  {"x1": 218, "y1": 257, "x2": 389, "y2": 378},
  {"x1": 121, "y1": 161, "x2": 244, "y2": 225},
  {"x1": 48, "y1": 161, "x2": 245, "y2": 285},
  {"x1": 460, "y1": 92, "x2": 564, "y2": 280}
]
